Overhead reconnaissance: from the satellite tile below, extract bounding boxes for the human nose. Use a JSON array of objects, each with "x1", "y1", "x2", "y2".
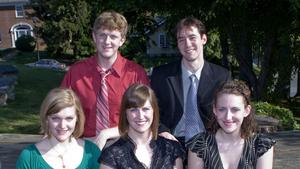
[
  {"x1": 58, "y1": 119, "x2": 66, "y2": 128},
  {"x1": 225, "y1": 110, "x2": 233, "y2": 120},
  {"x1": 103, "y1": 35, "x2": 111, "y2": 44}
]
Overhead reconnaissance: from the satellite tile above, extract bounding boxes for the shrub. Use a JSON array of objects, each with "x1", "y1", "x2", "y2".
[
  {"x1": 254, "y1": 101, "x2": 299, "y2": 130},
  {"x1": 15, "y1": 35, "x2": 36, "y2": 52}
]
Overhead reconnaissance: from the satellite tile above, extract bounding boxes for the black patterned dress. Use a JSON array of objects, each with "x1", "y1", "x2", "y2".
[
  {"x1": 188, "y1": 132, "x2": 276, "y2": 169},
  {"x1": 99, "y1": 136, "x2": 185, "y2": 169}
]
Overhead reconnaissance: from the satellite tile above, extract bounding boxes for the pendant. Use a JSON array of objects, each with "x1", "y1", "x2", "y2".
[{"x1": 58, "y1": 155, "x2": 66, "y2": 168}]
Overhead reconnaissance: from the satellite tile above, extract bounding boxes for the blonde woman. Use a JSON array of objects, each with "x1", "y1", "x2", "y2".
[{"x1": 16, "y1": 88, "x2": 100, "y2": 169}]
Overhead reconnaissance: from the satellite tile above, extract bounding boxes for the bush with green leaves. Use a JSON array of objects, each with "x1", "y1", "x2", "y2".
[
  {"x1": 15, "y1": 35, "x2": 36, "y2": 52},
  {"x1": 254, "y1": 101, "x2": 299, "y2": 130}
]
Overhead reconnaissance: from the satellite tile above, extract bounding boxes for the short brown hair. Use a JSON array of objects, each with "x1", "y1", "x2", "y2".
[
  {"x1": 118, "y1": 84, "x2": 159, "y2": 139},
  {"x1": 40, "y1": 88, "x2": 85, "y2": 138},
  {"x1": 93, "y1": 11, "x2": 128, "y2": 38},
  {"x1": 176, "y1": 16, "x2": 206, "y2": 37},
  {"x1": 208, "y1": 80, "x2": 257, "y2": 138}
]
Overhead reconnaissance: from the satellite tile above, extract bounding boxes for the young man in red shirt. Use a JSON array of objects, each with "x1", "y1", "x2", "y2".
[{"x1": 61, "y1": 11, "x2": 149, "y2": 149}]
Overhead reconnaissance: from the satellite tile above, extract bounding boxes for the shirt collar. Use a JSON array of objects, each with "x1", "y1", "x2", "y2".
[
  {"x1": 181, "y1": 62, "x2": 202, "y2": 81},
  {"x1": 95, "y1": 52, "x2": 124, "y2": 77}
]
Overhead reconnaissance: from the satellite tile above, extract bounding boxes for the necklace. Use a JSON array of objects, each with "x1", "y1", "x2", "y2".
[{"x1": 48, "y1": 138, "x2": 71, "y2": 169}]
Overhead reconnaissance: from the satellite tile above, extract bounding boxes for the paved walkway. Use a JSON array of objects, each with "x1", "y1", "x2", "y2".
[{"x1": 0, "y1": 131, "x2": 300, "y2": 169}]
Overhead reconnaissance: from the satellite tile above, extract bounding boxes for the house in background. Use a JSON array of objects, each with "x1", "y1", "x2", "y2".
[
  {"x1": 146, "y1": 17, "x2": 178, "y2": 57},
  {"x1": 0, "y1": 0, "x2": 43, "y2": 49}
]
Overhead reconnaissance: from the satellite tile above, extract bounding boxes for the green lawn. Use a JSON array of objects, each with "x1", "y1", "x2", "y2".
[{"x1": 0, "y1": 51, "x2": 65, "y2": 134}]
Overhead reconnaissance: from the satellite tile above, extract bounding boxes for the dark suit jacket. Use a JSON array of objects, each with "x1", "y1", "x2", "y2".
[{"x1": 150, "y1": 60, "x2": 231, "y2": 134}]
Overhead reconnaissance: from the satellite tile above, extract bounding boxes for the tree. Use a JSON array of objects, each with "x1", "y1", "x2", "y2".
[{"x1": 31, "y1": 0, "x2": 93, "y2": 58}]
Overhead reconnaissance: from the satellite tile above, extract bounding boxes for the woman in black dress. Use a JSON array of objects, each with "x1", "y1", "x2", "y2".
[
  {"x1": 99, "y1": 84, "x2": 185, "y2": 169},
  {"x1": 188, "y1": 80, "x2": 275, "y2": 169}
]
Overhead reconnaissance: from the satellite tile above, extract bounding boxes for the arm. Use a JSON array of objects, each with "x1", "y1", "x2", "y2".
[
  {"x1": 159, "y1": 132, "x2": 178, "y2": 142},
  {"x1": 100, "y1": 164, "x2": 114, "y2": 169},
  {"x1": 16, "y1": 148, "x2": 31, "y2": 169},
  {"x1": 256, "y1": 146, "x2": 274, "y2": 169},
  {"x1": 95, "y1": 127, "x2": 120, "y2": 150},
  {"x1": 188, "y1": 150, "x2": 204, "y2": 169},
  {"x1": 173, "y1": 157, "x2": 183, "y2": 169}
]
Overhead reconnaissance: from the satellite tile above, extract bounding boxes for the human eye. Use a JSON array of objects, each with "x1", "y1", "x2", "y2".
[
  {"x1": 231, "y1": 107, "x2": 240, "y2": 113},
  {"x1": 110, "y1": 35, "x2": 118, "y2": 40},
  {"x1": 177, "y1": 37, "x2": 185, "y2": 43},
  {"x1": 50, "y1": 116, "x2": 60, "y2": 121},
  {"x1": 217, "y1": 107, "x2": 226, "y2": 113},
  {"x1": 142, "y1": 107, "x2": 151, "y2": 112},
  {"x1": 189, "y1": 35, "x2": 197, "y2": 41},
  {"x1": 128, "y1": 107, "x2": 138, "y2": 113},
  {"x1": 66, "y1": 116, "x2": 75, "y2": 121}
]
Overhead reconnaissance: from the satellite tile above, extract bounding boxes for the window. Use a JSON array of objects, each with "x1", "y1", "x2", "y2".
[
  {"x1": 159, "y1": 33, "x2": 169, "y2": 48},
  {"x1": 15, "y1": 5, "x2": 25, "y2": 18},
  {"x1": 15, "y1": 26, "x2": 31, "y2": 38}
]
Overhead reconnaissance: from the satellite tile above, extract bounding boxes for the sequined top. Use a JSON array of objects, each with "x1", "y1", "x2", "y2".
[
  {"x1": 188, "y1": 132, "x2": 276, "y2": 169},
  {"x1": 99, "y1": 136, "x2": 185, "y2": 169}
]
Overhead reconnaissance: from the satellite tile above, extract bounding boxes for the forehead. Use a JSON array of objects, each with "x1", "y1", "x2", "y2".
[
  {"x1": 95, "y1": 28, "x2": 122, "y2": 36},
  {"x1": 216, "y1": 94, "x2": 245, "y2": 105},
  {"x1": 177, "y1": 26, "x2": 200, "y2": 38},
  {"x1": 49, "y1": 106, "x2": 76, "y2": 117}
]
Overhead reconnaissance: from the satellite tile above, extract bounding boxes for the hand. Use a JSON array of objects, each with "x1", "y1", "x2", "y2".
[
  {"x1": 159, "y1": 132, "x2": 178, "y2": 142},
  {"x1": 95, "y1": 130, "x2": 108, "y2": 150},
  {"x1": 94, "y1": 127, "x2": 120, "y2": 150}
]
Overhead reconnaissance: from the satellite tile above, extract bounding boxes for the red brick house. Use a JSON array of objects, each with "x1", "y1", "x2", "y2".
[{"x1": 0, "y1": 0, "x2": 39, "y2": 49}]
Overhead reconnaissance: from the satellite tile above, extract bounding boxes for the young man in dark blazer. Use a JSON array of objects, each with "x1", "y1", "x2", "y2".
[{"x1": 151, "y1": 17, "x2": 231, "y2": 146}]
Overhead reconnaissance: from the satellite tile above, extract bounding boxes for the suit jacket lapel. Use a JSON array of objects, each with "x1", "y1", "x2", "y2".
[{"x1": 197, "y1": 61, "x2": 213, "y2": 104}]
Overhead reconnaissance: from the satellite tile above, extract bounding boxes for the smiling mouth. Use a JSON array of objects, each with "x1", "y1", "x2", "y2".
[
  {"x1": 135, "y1": 121, "x2": 147, "y2": 125},
  {"x1": 223, "y1": 121, "x2": 235, "y2": 126}
]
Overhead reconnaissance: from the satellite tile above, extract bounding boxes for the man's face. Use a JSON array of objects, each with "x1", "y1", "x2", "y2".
[
  {"x1": 177, "y1": 26, "x2": 207, "y2": 63},
  {"x1": 92, "y1": 28, "x2": 125, "y2": 60}
]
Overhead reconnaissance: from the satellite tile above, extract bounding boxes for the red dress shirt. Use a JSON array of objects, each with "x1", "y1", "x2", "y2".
[{"x1": 61, "y1": 53, "x2": 149, "y2": 137}]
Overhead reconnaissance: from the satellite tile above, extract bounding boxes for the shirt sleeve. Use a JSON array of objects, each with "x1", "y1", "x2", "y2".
[
  {"x1": 15, "y1": 147, "x2": 33, "y2": 169},
  {"x1": 85, "y1": 140, "x2": 101, "y2": 169},
  {"x1": 60, "y1": 69, "x2": 72, "y2": 88},
  {"x1": 99, "y1": 147, "x2": 118, "y2": 168},
  {"x1": 169, "y1": 139, "x2": 186, "y2": 162},
  {"x1": 137, "y1": 68, "x2": 150, "y2": 85},
  {"x1": 187, "y1": 132, "x2": 208, "y2": 158},
  {"x1": 255, "y1": 134, "x2": 276, "y2": 157}
]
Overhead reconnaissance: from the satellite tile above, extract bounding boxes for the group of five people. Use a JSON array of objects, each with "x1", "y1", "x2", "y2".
[{"x1": 16, "y1": 10, "x2": 275, "y2": 169}]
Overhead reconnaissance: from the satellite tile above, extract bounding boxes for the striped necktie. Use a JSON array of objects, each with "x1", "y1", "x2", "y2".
[{"x1": 96, "y1": 69, "x2": 111, "y2": 134}]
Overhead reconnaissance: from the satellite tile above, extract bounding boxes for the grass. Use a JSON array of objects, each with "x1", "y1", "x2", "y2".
[{"x1": 0, "y1": 51, "x2": 65, "y2": 134}]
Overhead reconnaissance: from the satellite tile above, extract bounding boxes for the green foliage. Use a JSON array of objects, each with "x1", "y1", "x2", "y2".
[
  {"x1": 15, "y1": 35, "x2": 36, "y2": 52},
  {"x1": 254, "y1": 101, "x2": 300, "y2": 130},
  {"x1": 0, "y1": 52, "x2": 64, "y2": 134},
  {"x1": 31, "y1": 0, "x2": 93, "y2": 58}
]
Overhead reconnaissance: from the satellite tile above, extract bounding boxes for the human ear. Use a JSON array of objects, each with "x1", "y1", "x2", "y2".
[
  {"x1": 244, "y1": 105, "x2": 251, "y2": 117},
  {"x1": 201, "y1": 34, "x2": 207, "y2": 44},
  {"x1": 92, "y1": 32, "x2": 97, "y2": 43},
  {"x1": 119, "y1": 37, "x2": 126, "y2": 47}
]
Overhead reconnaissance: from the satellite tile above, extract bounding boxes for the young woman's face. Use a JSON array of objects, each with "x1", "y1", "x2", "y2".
[
  {"x1": 213, "y1": 94, "x2": 251, "y2": 135},
  {"x1": 47, "y1": 106, "x2": 77, "y2": 142},
  {"x1": 126, "y1": 100, "x2": 154, "y2": 135}
]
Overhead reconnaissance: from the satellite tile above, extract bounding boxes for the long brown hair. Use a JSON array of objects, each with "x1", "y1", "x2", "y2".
[
  {"x1": 207, "y1": 80, "x2": 257, "y2": 138},
  {"x1": 118, "y1": 84, "x2": 159, "y2": 139}
]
